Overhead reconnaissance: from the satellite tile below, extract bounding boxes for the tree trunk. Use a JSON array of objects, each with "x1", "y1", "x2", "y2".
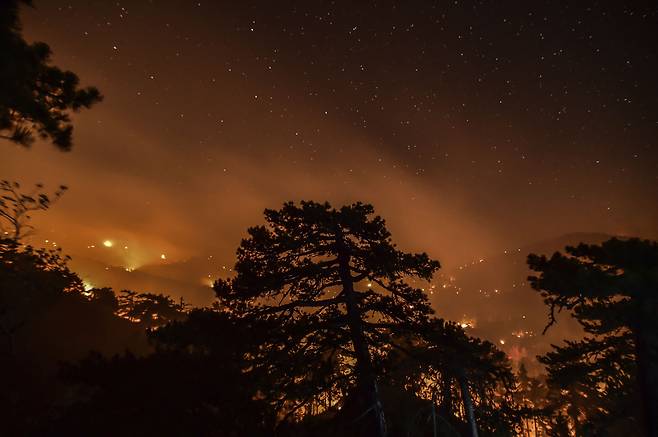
[
  {"x1": 441, "y1": 377, "x2": 453, "y2": 417},
  {"x1": 0, "y1": 320, "x2": 16, "y2": 355},
  {"x1": 633, "y1": 308, "x2": 658, "y2": 437},
  {"x1": 457, "y1": 374, "x2": 478, "y2": 437},
  {"x1": 431, "y1": 399, "x2": 438, "y2": 437},
  {"x1": 336, "y1": 232, "x2": 386, "y2": 437}
]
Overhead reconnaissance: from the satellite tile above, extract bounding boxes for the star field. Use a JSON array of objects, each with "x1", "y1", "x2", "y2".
[{"x1": 3, "y1": 0, "x2": 657, "y2": 274}]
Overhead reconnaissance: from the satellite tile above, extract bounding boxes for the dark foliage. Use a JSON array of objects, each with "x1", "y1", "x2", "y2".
[
  {"x1": 0, "y1": 239, "x2": 148, "y2": 434},
  {"x1": 0, "y1": 201, "x2": 535, "y2": 436},
  {"x1": 53, "y1": 309, "x2": 275, "y2": 436},
  {"x1": 385, "y1": 319, "x2": 521, "y2": 436},
  {"x1": 529, "y1": 237, "x2": 658, "y2": 436},
  {"x1": 215, "y1": 201, "x2": 440, "y2": 435},
  {"x1": 0, "y1": 0, "x2": 101, "y2": 150}
]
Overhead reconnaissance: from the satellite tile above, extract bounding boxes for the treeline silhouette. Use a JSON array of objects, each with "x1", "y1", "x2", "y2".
[
  {"x1": 2, "y1": 1, "x2": 657, "y2": 435},
  {"x1": 1, "y1": 203, "x2": 656, "y2": 436}
]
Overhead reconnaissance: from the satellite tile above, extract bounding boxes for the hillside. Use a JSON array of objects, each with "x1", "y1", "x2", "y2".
[
  {"x1": 69, "y1": 232, "x2": 616, "y2": 372},
  {"x1": 431, "y1": 232, "x2": 613, "y2": 372}
]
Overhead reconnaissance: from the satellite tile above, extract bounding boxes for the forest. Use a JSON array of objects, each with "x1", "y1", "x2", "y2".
[{"x1": 2, "y1": 1, "x2": 657, "y2": 436}]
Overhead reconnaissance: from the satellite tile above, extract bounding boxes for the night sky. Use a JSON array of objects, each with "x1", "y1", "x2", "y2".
[{"x1": 3, "y1": 1, "x2": 658, "y2": 294}]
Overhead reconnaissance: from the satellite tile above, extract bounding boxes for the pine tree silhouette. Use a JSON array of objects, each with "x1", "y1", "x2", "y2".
[
  {"x1": 0, "y1": 0, "x2": 101, "y2": 150},
  {"x1": 529, "y1": 237, "x2": 658, "y2": 437},
  {"x1": 215, "y1": 201, "x2": 440, "y2": 436}
]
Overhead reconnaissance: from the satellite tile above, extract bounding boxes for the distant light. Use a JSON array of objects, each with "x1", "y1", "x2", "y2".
[
  {"x1": 103, "y1": 240, "x2": 113, "y2": 247},
  {"x1": 160, "y1": 254, "x2": 166, "y2": 260},
  {"x1": 499, "y1": 339, "x2": 506, "y2": 345},
  {"x1": 459, "y1": 317, "x2": 476, "y2": 329}
]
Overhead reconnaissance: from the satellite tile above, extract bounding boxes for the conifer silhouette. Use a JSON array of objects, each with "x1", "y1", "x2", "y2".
[
  {"x1": 529, "y1": 238, "x2": 658, "y2": 436},
  {"x1": 0, "y1": 0, "x2": 101, "y2": 150},
  {"x1": 216, "y1": 201, "x2": 440, "y2": 436}
]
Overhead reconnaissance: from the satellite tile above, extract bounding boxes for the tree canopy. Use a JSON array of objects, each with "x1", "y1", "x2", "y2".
[
  {"x1": 0, "y1": 0, "x2": 101, "y2": 150},
  {"x1": 529, "y1": 237, "x2": 658, "y2": 436},
  {"x1": 0, "y1": 180, "x2": 67, "y2": 240},
  {"x1": 385, "y1": 319, "x2": 521, "y2": 436},
  {"x1": 0, "y1": 239, "x2": 148, "y2": 433},
  {"x1": 54, "y1": 309, "x2": 275, "y2": 437},
  {"x1": 4, "y1": 198, "x2": 613, "y2": 436},
  {"x1": 215, "y1": 201, "x2": 440, "y2": 435}
]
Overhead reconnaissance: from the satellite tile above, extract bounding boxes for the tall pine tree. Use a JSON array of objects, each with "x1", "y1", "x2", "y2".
[
  {"x1": 386, "y1": 320, "x2": 520, "y2": 436},
  {"x1": 528, "y1": 237, "x2": 658, "y2": 437}
]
